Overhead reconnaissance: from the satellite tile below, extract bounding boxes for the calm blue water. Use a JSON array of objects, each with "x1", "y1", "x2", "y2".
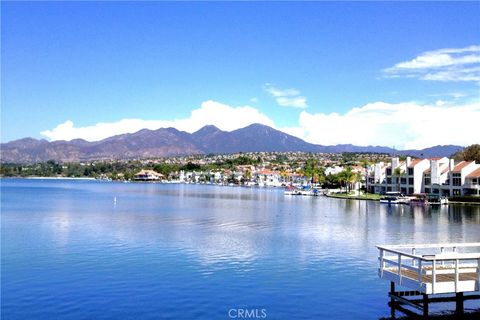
[{"x1": 2, "y1": 179, "x2": 480, "y2": 319}]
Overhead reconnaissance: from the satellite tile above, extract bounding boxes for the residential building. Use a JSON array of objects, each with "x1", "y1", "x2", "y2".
[
  {"x1": 134, "y1": 169, "x2": 164, "y2": 181},
  {"x1": 464, "y1": 167, "x2": 480, "y2": 196},
  {"x1": 254, "y1": 169, "x2": 283, "y2": 187},
  {"x1": 369, "y1": 157, "x2": 480, "y2": 197}
]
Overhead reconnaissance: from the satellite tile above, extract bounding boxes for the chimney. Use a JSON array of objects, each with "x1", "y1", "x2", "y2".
[
  {"x1": 391, "y1": 157, "x2": 399, "y2": 169},
  {"x1": 449, "y1": 159, "x2": 455, "y2": 171},
  {"x1": 406, "y1": 156, "x2": 411, "y2": 167},
  {"x1": 431, "y1": 159, "x2": 440, "y2": 184}
]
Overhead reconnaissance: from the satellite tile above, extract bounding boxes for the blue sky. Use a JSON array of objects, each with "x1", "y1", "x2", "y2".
[{"x1": 2, "y1": 1, "x2": 479, "y2": 148}]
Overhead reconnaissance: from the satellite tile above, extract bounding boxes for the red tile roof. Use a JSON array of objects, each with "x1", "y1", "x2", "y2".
[
  {"x1": 466, "y1": 167, "x2": 480, "y2": 178},
  {"x1": 256, "y1": 169, "x2": 277, "y2": 175},
  {"x1": 452, "y1": 161, "x2": 474, "y2": 172},
  {"x1": 408, "y1": 159, "x2": 425, "y2": 168}
]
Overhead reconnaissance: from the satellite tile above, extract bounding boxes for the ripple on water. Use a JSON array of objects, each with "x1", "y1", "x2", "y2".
[{"x1": 1, "y1": 180, "x2": 479, "y2": 319}]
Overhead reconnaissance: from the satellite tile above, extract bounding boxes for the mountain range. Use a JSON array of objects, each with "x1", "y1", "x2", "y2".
[{"x1": 0, "y1": 123, "x2": 463, "y2": 163}]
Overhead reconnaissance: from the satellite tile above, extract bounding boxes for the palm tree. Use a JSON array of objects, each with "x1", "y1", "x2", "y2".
[
  {"x1": 341, "y1": 166, "x2": 357, "y2": 193},
  {"x1": 304, "y1": 159, "x2": 326, "y2": 186},
  {"x1": 393, "y1": 167, "x2": 403, "y2": 192},
  {"x1": 337, "y1": 171, "x2": 347, "y2": 192},
  {"x1": 244, "y1": 168, "x2": 252, "y2": 183}
]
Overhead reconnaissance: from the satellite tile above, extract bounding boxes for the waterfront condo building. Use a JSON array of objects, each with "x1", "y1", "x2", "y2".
[{"x1": 368, "y1": 157, "x2": 480, "y2": 197}]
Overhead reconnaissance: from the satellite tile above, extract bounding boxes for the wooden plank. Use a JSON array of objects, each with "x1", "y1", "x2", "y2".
[
  {"x1": 388, "y1": 301, "x2": 418, "y2": 317},
  {"x1": 395, "y1": 268, "x2": 478, "y2": 283},
  {"x1": 388, "y1": 293, "x2": 423, "y2": 310}
]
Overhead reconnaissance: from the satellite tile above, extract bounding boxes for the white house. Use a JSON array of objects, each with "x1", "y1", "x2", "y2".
[
  {"x1": 464, "y1": 167, "x2": 480, "y2": 196},
  {"x1": 254, "y1": 169, "x2": 283, "y2": 187}
]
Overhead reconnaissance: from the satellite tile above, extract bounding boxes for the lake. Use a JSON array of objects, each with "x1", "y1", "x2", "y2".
[{"x1": 1, "y1": 179, "x2": 480, "y2": 319}]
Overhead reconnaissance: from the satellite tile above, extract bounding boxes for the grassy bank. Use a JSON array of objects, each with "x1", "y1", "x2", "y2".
[{"x1": 326, "y1": 192, "x2": 381, "y2": 201}]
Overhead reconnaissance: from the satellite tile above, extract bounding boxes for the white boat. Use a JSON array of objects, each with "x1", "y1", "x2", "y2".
[
  {"x1": 285, "y1": 186, "x2": 319, "y2": 196},
  {"x1": 380, "y1": 191, "x2": 410, "y2": 204},
  {"x1": 427, "y1": 194, "x2": 449, "y2": 205},
  {"x1": 284, "y1": 186, "x2": 301, "y2": 195}
]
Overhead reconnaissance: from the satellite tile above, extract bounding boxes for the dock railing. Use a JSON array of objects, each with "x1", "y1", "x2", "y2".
[{"x1": 377, "y1": 243, "x2": 480, "y2": 294}]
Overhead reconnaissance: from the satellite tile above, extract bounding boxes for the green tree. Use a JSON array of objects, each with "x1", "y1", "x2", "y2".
[
  {"x1": 454, "y1": 144, "x2": 480, "y2": 163},
  {"x1": 393, "y1": 167, "x2": 404, "y2": 192},
  {"x1": 337, "y1": 171, "x2": 347, "y2": 191},
  {"x1": 244, "y1": 168, "x2": 252, "y2": 182},
  {"x1": 154, "y1": 163, "x2": 179, "y2": 176},
  {"x1": 339, "y1": 167, "x2": 358, "y2": 192},
  {"x1": 304, "y1": 159, "x2": 325, "y2": 185}
]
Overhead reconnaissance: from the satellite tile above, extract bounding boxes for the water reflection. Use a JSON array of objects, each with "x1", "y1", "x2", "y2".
[{"x1": 1, "y1": 179, "x2": 479, "y2": 320}]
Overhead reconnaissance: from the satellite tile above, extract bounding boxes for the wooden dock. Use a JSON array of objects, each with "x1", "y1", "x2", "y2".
[{"x1": 377, "y1": 243, "x2": 480, "y2": 318}]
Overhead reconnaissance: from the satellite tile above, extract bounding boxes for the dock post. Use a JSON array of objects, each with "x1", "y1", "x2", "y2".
[
  {"x1": 456, "y1": 292, "x2": 464, "y2": 315},
  {"x1": 390, "y1": 281, "x2": 396, "y2": 318},
  {"x1": 422, "y1": 294, "x2": 429, "y2": 318}
]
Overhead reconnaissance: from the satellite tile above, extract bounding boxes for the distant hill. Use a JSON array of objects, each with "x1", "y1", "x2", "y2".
[
  {"x1": 397, "y1": 145, "x2": 464, "y2": 158},
  {"x1": 0, "y1": 123, "x2": 464, "y2": 163}
]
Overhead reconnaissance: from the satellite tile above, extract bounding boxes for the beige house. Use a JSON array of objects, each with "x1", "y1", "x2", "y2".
[{"x1": 134, "y1": 169, "x2": 164, "y2": 181}]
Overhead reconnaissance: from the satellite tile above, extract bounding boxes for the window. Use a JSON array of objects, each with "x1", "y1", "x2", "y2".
[
  {"x1": 425, "y1": 188, "x2": 431, "y2": 194},
  {"x1": 472, "y1": 178, "x2": 478, "y2": 185},
  {"x1": 453, "y1": 178, "x2": 461, "y2": 186},
  {"x1": 401, "y1": 177, "x2": 406, "y2": 184},
  {"x1": 453, "y1": 189, "x2": 461, "y2": 196},
  {"x1": 408, "y1": 168, "x2": 414, "y2": 175},
  {"x1": 432, "y1": 189, "x2": 439, "y2": 194},
  {"x1": 424, "y1": 177, "x2": 431, "y2": 185},
  {"x1": 387, "y1": 178, "x2": 392, "y2": 184},
  {"x1": 408, "y1": 178, "x2": 414, "y2": 184},
  {"x1": 453, "y1": 173, "x2": 461, "y2": 177},
  {"x1": 409, "y1": 187, "x2": 414, "y2": 194},
  {"x1": 386, "y1": 168, "x2": 392, "y2": 176}
]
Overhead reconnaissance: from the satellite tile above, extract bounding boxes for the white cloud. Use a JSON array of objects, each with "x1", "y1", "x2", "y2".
[
  {"x1": 283, "y1": 101, "x2": 480, "y2": 149},
  {"x1": 41, "y1": 100, "x2": 275, "y2": 141},
  {"x1": 41, "y1": 99, "x2": 479, "y2": 150},
  {"x1": 264, "y1": 84, "x2": 307, "y2": 108},
  {"x1": 275, "y1": 96, "x2": 307, "y2": 108},
  {"x1": 384, "y1": 45, "x2": 480, "y2": 82}
]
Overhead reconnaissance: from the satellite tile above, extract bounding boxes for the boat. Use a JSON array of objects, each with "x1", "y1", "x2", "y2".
[
  {"x1": 380, "y1": 191, "x2": 410, "y2": 204},
  {"x1": 284, "y1": 185, "x2": 319, "y2": 196},
  {"x1": 299, "y1": 186, "x2": 320, "y2": 196},
  {"x1": 410, "y1": 193, "x2": 429, "y2": 206},
  {"x1": 284, "y1": 186, "x2": 301, "y2": 195},
  {"x1": 427, "y1": 194, "x2": 449, "y2": 205}
]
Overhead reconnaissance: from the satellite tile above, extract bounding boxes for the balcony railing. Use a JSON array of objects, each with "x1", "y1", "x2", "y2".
[{"x1": 377, "y1": 243, "x2": 480, "y2": 295}]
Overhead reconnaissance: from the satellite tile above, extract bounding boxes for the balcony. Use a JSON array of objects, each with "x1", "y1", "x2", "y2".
[{"x1": 463, "y1": 182, "x2": 480, "y2": 189}]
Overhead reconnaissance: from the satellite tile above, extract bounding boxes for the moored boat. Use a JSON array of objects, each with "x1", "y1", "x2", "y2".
[
  {"x1": 380, "y1": 191, "x2": 410, "y2": 204},
  {"x1": 284, "y1": 185, "x2": 319, "y2": 196},
  {"x1": 410, "y1": 193, "x2": 428, "y2": 206},
  {"x1": 427, "y1": 194, "x2": 449, "y2": 205},
  {"x1": 284, "y1": 186, "x2": 301, "y2": 195}
]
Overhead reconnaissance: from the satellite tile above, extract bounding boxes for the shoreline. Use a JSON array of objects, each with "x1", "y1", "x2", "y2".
[
  {"x1": 325, "y1": 193, "x2": 480, "y2": 205},
  {"x1": 2, "y1": 177, "x2": 480, "y2": 205},
  {"x1": 25, "y1": 177, "x2": 97, "y2": 180},
  {"x1": 1, "y1": 176, "x2": 97, "y2": 180}
]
